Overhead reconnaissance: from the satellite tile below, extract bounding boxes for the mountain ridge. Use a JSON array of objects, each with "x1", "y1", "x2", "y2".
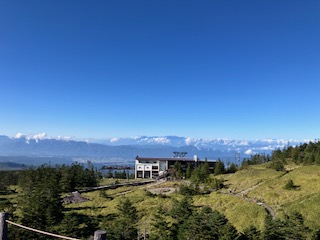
[{"x1": 0, "y1": 134, "x2": 310, "y2": 165}]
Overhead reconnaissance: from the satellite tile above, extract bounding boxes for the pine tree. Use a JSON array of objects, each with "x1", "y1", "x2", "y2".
[
  {"x1": 150, "y1": 207, "x2": 172, "y2": 240},
  {"x1": 186, "y1": 164, "x2": 192, "y2": 179},
  {"x1": 178, "y1": 206, "x2": 238, "y2": 240},
  {"x1": 117, "y1": 198, "x2": 138, "y2": 220},
  {"x1": 263, "y1": 212, "x2": 311, "y2": 240},
  {"x1": 18, "y1": 166, "x2": 64, "y2": 239},
  {"x1": 200, "y1": 160, "x2": 210, "y2": 178},
  {"x1": 106, "y1": 198, "x2": 138, "y2": 240},
  {"x1": 169, "y1": 197, "x2": 194, "y2": 239},
  {"x1": 239, "y1": 225, "x2": 261, "y2": 240},
  {"x1": 214, "y1": 160, "x2": 226, "y2": 175},
  {"x1": 227, "y1": 163, "x2": 238, "y2": 173},
  {"x1": 173, "y1": 161, "x2": 183, "y2": 179}
]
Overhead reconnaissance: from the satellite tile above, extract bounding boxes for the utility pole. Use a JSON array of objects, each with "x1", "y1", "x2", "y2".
[{"x1": 235, "y1": 152, "x2": 241, "y2": 166}]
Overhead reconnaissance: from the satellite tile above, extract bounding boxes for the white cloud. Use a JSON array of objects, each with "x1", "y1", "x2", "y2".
[
  {"x1": 56, "y1": 136, "x2": 72, "y2": 141},
  {"x1": 151, "y1": 137, "x2": 170, "y2": 144},
  {"x1": 110, "y1": 137, "x2": 120, "y2": 142},
  {"x1": 33, "y1": 132, "x2": 47, "y2": 140},
  {"x1": 30, "y1": 132, "x2": 48, "y2": 143},
  {"x1": 238, "y1": 141, "x2": 249, "y2": 146},
  {"x1": 13, "y1": 132, "x2": 72, "y2": 143},
  {"x1": 259, "y1": 146, "x2": 274, "y2": 151},
  {"x1": 244, "y1": 149, "x2": 255, "y2": 155},
  {"x1": 137, "y1": 137, "x2": 171, "y2": 144},
  {"x1": 14, "y1": 133, "x2": 25, "y2": 139},
  {"x1": 185, "y1": 137, "x2": 196, "y2": 145}
]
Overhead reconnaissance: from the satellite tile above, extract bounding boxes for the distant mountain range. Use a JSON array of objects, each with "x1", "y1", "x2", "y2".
[{"x1": 0, "y1": 133, "x2": 310, "y2": 166}]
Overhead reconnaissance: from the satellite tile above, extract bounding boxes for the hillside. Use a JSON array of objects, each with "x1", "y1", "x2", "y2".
[
  {"x1": 2, "y1": 162, "x2": 320, "y2": 239},
  {"x1": 62, "y1": 164, "x2": 320, "y2": 233}
]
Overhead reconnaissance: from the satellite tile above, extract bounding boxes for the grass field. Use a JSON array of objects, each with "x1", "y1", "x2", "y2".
[
  {"x1": 193, "y1": 192, "x2": 267, "y2": 231},
  {"x1": 246, "y1": 165, "x2": 320, "y2": 229},
  {"x1": 2, "y1": 164, "x2": 320, "y2": 232},
  {"x1": 65, "y1": 176, "x2": 269, "y2": 232},
  {"x1": 221, "y1": 164, "x2": 285, "y2": 193},
  {"x1": 65, "y1": 185, "x2": 174, "y2": 231}
]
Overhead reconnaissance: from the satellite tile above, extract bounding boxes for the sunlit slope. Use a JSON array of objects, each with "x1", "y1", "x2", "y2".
[
  {"x1": 246, "y1": 165, "x2": 320, "y2": 229},
  {"x1": 193, "y1": 193, "x2": 267, "y2": 231},
  {"x1": 64, "y1": 164, "x2": 320, "y2": 232}
]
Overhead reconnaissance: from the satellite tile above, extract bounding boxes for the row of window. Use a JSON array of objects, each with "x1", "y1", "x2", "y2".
[
  {"x1": 138, "y1": 161, "x2": 157, "y2": 164},
  {"x1": 137, "y1": 165, "x2": 159, "y2": 170},
  {"x1": 136, "y1": 170, "x2": 159, "y2": 178}
]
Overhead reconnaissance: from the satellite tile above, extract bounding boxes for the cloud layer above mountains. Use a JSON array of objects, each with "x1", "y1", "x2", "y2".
[
  {"x1": 14, "y1": 132, "x2": 72, "y2": 143},
  {"x1": 92, "y1": 135, "x2": 310, "y2": 155},
  {"x1": 8, "y1": 133, "x2": 312, "y2": 157},
  {"x1": 0, "y1": 133, "x2": 314, "y2": 164}
]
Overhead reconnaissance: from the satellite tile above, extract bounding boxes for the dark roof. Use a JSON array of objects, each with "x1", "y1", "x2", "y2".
[{"x1": 136, "y1": 156, "x2": 195, "y2": 162}]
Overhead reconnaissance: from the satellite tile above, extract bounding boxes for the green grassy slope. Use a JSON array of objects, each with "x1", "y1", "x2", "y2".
[
  {"x1": 2, "y1": 164, "x2": 320, "y2": 233},
  {"x1": 247, "y1": 165, "x2": 320, "y2": 229}
]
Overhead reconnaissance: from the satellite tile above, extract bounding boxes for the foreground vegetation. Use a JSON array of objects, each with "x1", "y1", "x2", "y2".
[{"x1": 1, "y1": 141, "x2": 320, "y2": 239}]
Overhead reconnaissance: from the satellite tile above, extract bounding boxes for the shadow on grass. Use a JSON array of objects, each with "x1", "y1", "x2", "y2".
[
  {"x1": 64, "y1": 206, "x2": 106, "y2": 211},
  {"x1": 0, "y1": 189, "x2": 17, "y2": 195},
  {"x1": 284, "y1": 179, "x2": 300, "y2": 190}
]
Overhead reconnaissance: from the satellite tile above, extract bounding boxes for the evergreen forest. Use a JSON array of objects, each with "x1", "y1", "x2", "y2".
[{"x1": 1, "y1": 141, "x2": 320, "y2": 239}]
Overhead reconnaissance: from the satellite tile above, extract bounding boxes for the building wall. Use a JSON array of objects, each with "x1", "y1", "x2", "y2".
[
  {"x1": 135, "y1": 156, "x2": 215, "y2": 179},
  {"x1": 135, "y1": 159, "x2": 160, "y2": 179},
  {"x1": 159, "y1": 161, "x2": 166, "y2": 172}
]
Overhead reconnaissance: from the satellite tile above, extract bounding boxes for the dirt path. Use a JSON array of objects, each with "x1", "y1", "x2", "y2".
[
  {"x1": 78, "y1": 180, "x2": 155, "y2": 193},
  {"x1": 237, "y1": 181, "x2": 264, "y2": 195},
  {"x1": 226, "y1": 182, "x2": 276, "y2": 219},
  {"x1": 113, "y1": 179, "x2": 170, "y2": 197}
]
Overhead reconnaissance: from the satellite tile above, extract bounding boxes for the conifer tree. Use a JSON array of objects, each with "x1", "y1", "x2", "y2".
[
  {"x1": 186, "y1": 164, "x2": 192, "y2": 179},
  {"x1": 106, "y1": 198, "x2": 139, "y2": 240},
  {"x1": 150, "y1": 207, "x2": 172, "y2": 240},
  {"x1": 18, "y1": 166, "x2": 64, "y2": 239},
  {"x1": 239, "y1": 225, "x2": 261, "y2": 240},
  {"x1": 214, "y1": 160, "x2": 226, "y2": 175},
  {"x1": 178, "y1": 206, "x2": 238, "y2": 240},
  {"x1": 227, "y1": 163, "x2": 238, "y2": 173}
]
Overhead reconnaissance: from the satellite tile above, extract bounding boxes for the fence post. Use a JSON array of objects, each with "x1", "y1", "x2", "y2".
[
  {"x1": 94, "y1": 230, "x2": 106, "y2": 240},
  {"x1": 0, "y1": 212, "x2": 8, "y2": 240}
]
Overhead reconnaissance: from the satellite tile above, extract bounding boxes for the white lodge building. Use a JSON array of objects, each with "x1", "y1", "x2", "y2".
[{"x1": 135, "y1": 152, "x2": 216, "y2": 179}]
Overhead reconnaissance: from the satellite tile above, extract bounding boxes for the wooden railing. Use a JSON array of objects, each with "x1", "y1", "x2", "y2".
[{"x1": 0, "y1": 212, "x2": 106, "y2": 240}]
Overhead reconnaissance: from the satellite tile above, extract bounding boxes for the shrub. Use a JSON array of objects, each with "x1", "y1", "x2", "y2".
[
  {"x1": 145, "y1": 190, "x2": 157, "y2": 198},
  {"x1": 179, "y1": 184, "x2": 199, "y2": 196},
  {"x1": 284, "y1": 179, "x2": 296, "y2": 190},
  {"x1": 208, "y1": 178, "x2": 224, "y2": 190},
  {"x1": 267, "y1": 160, "x2": 285, "y2": 171},
  {"x1": 99, "y1": 190, "x2": 113, "y2": 199}
]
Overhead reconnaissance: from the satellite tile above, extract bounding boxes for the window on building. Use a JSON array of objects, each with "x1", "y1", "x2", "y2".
[
  {"x1": 144, "y1": 171, "x2": 150, "y2": 178},
  {"x1": 137, "y1": 171, "x2": 143, "y2": 178}
]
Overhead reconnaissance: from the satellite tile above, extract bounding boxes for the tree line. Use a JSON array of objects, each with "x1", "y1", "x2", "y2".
[
  {"x1": 5, "y1": 162, "x2": 101, "y2": 239},
  {"x1": 242, "y1": 141, "x2": 320, "y2": 171},
  {"x1": 272, "y1": 141, "x2": 320, "y2": 165},
  {"x1": 172, "y1": 159, "x2": 237, "y2": 181},
  {"x1": 239, "y1": 141, "x2": 320, "y2": 171}
]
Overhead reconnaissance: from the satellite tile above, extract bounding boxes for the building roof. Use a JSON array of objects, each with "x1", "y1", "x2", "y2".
[{"x1": 136, "y1": 156, "x2": 196, "y2": 162}]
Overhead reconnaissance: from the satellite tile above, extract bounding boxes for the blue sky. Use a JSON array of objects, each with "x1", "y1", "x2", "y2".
[{"x1": 0, "y1": 0, "x2": 320, "y2": 140}]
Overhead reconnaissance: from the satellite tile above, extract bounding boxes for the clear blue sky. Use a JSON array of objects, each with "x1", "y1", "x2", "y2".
[{"x1": 1, "y1": 0, "x2": 320, "y2": 140}]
